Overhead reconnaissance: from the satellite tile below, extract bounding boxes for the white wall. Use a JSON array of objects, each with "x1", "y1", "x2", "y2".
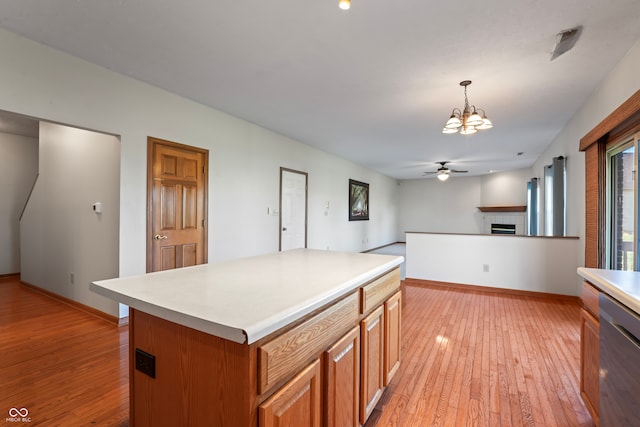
[
  {"x1": 532, "y1": 38, "x2": 640, "y2": 266},
  {"x1": 397, "y1": 168, "x2": 530, "y2": 237},
  {"x1": 0, "y1": 132, "x2": 38, "y2": 275},
  {"x1": 406, "y1": 233, "x2": 581, "y2": 295},
  {"x1": 480, "y1": 168, "x2": 530, "y2": 206},
  {"x1": 397, "y1": 176, "x2": 483, "y2": 236},
  {"x1": 0, "y1": 29, "x2": 399, "y2": 317},
  {"x1": 206, "y1": 131, "x2": 399, "y2": 259},
  {"x1": 20, "y1": 122, "x2": 120, "y2": 315}
]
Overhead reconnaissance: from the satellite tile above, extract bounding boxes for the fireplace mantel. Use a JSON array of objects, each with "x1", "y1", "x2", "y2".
[{"x1": 477, "y1": 206, "x2": 527, "y2": 213}]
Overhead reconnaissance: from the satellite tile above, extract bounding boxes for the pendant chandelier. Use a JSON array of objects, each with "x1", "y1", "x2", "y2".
[{"x1": 442, "y1": 80, "x2": 492, "y2": 135}]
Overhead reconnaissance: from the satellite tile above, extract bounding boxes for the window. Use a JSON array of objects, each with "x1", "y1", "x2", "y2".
[
  {"x1": 544, "y1": 156, "x2": 567, "y2": 236},
  {"x1": 606, "y1": 135, "x2": 639, "y2": 270},
  {"x1": 581, "y1": 91, "x2": 640, "y2": 269}
]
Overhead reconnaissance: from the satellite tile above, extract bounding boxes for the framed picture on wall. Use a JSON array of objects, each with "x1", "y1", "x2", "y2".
[{"x1": 349, "y1": 179, "x2": 369, "y2": 221}]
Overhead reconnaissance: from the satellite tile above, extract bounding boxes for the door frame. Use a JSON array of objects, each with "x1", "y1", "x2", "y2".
[
  {"x1": 146, "y1": 136, "x2": 209, "y2": 272},
  {"x1": 279, "y1": 167, "x2": 308, "y2": 251}
]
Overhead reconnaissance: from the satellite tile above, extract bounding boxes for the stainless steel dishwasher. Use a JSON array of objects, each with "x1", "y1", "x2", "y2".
[{"x1": 599, "y1": 293, "x2": 640, "y2": 427}]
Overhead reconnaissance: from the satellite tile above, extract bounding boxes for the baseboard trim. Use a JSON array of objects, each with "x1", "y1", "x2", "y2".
[
  {"x1": 404, "y1": 277, "x2": 581, "y2": 303},
  {"x1": 20, "y1": 280, "x2": 123, "y2": 326}
]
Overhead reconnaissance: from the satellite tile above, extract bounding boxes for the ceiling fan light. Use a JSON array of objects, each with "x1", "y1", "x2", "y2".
[
  {"x1": 437, "y1": 171, "x2": 450, "y2": 181},
  {"x1": 476, "y1": 117, "x2": 493, "y2": 130},
  {"x1": 444, "y1": 115, "x2": 462, "y2": 129},
  {"x1": 338, "y1": 0, "x2": 350, "y2": 9}
]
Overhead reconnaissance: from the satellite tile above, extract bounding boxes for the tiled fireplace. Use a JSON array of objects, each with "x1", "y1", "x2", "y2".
[{"x1": 482, "y1": 213, "x2": 526, "y2": 235}]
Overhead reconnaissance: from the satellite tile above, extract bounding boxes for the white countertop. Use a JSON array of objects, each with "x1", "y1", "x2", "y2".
[
  {"x1": 91, "y1": 249, "x2": 403, "y2": 344},
  {"x1": 577, "y1": 267, "x2": 640, "y2": 314}
]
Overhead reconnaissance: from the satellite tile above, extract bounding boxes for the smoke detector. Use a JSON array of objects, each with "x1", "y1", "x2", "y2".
[{"x1": 550, "y1": 26, "x2": 582, "y2": 61}]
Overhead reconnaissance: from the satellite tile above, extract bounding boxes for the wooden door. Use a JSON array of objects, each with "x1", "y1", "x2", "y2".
[
  {"x1": 280, "y1": 168, "x2": 307, "y2": 251},
  {"x1": 147, "y1": 137, "x2": 208, "y2": 272},
  {"x1": 384, "y1": 291, "x2": 401, "y2": 386},
  {"x1": 360, "y1": 306, "x2": 384, "y2": 425},
  {"x1": 324, "y1": 326, "x2": 360, "y2": 427},
  {"x1": 259, "y1": 359, "x2": 321, "y2": 427}
]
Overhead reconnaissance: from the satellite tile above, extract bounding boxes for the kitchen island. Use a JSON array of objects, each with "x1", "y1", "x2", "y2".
[{"x1": 91, "y1": 249, "x2": 404, "y2": 427}]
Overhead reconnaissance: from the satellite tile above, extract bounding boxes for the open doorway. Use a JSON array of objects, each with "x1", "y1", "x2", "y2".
[
  {"x1": 1, "y1": 108, "x2": 121, "y2": 318},
  {"x1": 0, "y1": 110, "x2": 38, "y2": 277}
]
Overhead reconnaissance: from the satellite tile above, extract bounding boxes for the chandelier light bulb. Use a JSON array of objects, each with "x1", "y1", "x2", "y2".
[
  {"x1": 459, "y1": 125, "x2": 477, "y2": 135},
  {"x1": 339, "y1": 0, "x2": 350, "y2": 10},
  {"x1": 466, "y1": 110, "x2": 483, "y2": 127},
  {"x1": 444, "y1": 113, "x2": 462, "y2": 129},
  {"x1": 476, "y1": 117, "x2": 493, "y2": 130}
]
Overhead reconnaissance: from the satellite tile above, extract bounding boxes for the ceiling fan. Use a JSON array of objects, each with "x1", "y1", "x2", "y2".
[{"x1": 423, "y1": 161, "x2": 468, "y2": 181}]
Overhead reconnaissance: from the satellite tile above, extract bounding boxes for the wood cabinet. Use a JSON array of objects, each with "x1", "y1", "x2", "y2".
[
  {"x1": 360, "y1": 268, "x2": 400, "y2": 314},
  {"x1": 384, "y1": 290, "x2": 401, "y2": 386},
  {"x1": 260, "y1": 359, "x2": 322, "y2": 427},
  {"x1": 324, "y1": 326, "x2": 360, "y2": 427},
  {"x1": 129, "y1": 266, "x2": 401, "y2": 427},
  {"x1": 258, "y1": 293, "x2": 359, "y2": 395},
  {"x1": 360, "y1": 305, "x2": 385, "y2": 425},
  {"x1": 580, "y1": 281, "x2": 600, "y2": 426}
]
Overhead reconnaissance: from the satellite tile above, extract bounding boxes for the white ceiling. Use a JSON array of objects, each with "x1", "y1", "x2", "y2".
[{"x1": 1, "y1": 0, "x2": 639, "y2": 179}]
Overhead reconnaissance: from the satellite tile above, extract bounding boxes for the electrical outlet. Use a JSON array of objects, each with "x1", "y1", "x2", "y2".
[
  {"x1": 70, "y1": 273, "x2": 74, "y2": 284},
  {"x1": 483, "y1": 264, "x2": 490, "y2": 273},
  {"x1": 135, "y1": 348, "x2": 156, "y2": 378}
]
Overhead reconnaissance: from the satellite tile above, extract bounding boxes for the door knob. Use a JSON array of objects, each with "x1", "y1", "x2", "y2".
[
  {"x1": 282, "y1": 227, "x2": 287, "y2": 231},
  {"x1": 154, "y1": 234, "x2": 168, "y2": 240}
]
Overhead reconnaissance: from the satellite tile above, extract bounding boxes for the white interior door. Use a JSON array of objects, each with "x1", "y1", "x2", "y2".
[{"x1": 280, "y1": 168, "x2": 307, "y2": 251}]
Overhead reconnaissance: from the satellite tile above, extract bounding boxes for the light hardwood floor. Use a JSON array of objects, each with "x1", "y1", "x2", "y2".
[
  {"x1": 365, "y1": 283, "x2": 594, "y2": 427},
  {"x1": 1, "y1": 277, "x2": 593, "y2": 426},
  {"x1": 0, "y1": 277, "x2": 128, "y2": 426}
]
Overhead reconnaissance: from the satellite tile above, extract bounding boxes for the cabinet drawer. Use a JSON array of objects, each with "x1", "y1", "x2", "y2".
[
  {"x1": 581, "y1": 281, "x2": 600, "y2": 318},
  {"x1": 258, "y1": 292, "x2": 359, "y2": 395},
  {"x1": 360, "y1": 268, "x2": 400, "y2": 315}
]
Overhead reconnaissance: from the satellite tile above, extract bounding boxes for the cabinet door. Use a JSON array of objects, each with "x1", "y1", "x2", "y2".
[
  {"x1": 360, "y1": 305, "x2": 385, "y2": 425},
  {"x1": 384, "y1": 291, "x2": 401, "y2": 386},
  {"x1": 324, "y1": 326, "x2": 360, "y2": 427},
  {"x1": 260, "y1": 359, "x2": 321, "y2": 427},
  {"x1": 580, "y1": 308, "x2": 599, "y2": 426}
]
